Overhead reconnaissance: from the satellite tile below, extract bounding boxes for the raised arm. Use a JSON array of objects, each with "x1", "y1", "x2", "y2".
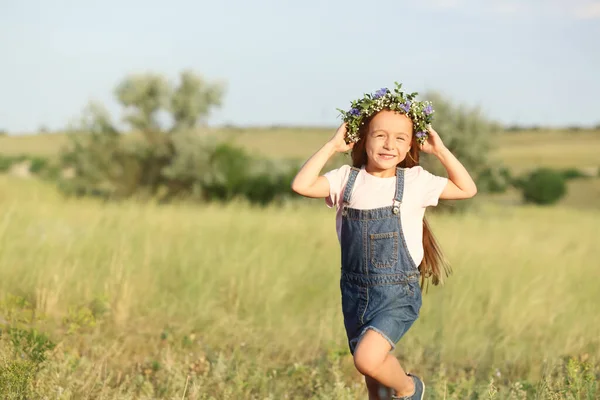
[
  {"x1": 420, "y1": 125, "x2": 478, "y2": 200},
  {"x1": 291, "y1": 123, "x2": 354, "y2": 198}
]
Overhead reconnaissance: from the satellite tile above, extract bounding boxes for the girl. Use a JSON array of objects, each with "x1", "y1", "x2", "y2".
[{"x1": 291, "y1": 85, "x2": 477, "y2": 400}]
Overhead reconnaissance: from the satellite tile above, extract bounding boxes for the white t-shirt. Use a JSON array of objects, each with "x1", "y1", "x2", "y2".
[{"x1": 323, "y1": 164, "x2": 448, "y2": 267}]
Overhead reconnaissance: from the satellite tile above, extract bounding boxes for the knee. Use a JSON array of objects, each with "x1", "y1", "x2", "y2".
[{"x1": 353, "y1": 350, "x2": 381, "y2": 377}]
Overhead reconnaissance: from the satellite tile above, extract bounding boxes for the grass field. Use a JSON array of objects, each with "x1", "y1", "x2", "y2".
[
  {"x1": 3, "y1": 127, "x2": 599, "y2": 211},
  {"x1": 2, "y1": 128, "x2": 600, "y2": 169},
  {"x1": 0, "y1": 128, "x2": 599, "y2": 398},
  {"x1": 0, "y1": 133, "x2": 70, "y2": 157},
  {"x1": 491, "y1": 130, "x2": 600, "y2": 173},
  {"x1": 0, "y1": 173, "x2": 599, "y2": 398}
]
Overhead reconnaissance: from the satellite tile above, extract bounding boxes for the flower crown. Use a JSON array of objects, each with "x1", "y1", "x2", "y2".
[{"x1": 337, "y1": 82, "x2": 434, "y2": 145}]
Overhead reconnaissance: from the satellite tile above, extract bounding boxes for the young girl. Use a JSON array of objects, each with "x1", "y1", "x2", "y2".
[{"x1": 291, "y1": 84, "x2": 477, "y2": 400}]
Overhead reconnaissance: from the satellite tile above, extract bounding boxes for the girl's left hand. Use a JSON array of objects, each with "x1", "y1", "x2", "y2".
[{"x1": 419, "y1": 125, "x2": 447, "y2": 156}]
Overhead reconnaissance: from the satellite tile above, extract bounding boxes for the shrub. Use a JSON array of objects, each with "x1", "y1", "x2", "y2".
[
  {"x1": 240, "y1": 162, "x2": 299, "y2": 206},
  {"x1": 25, "y1": 156, "x2": 50, "y2": 175},
  {"x1": 476, "y1": 166, "x2": 512, "y2": 194},
  {"x1": 521, "y1": 168, "x2": 567, "y2": 205},
  {"x1": 560, "y1": 168, "x2": 587, "y2": 180},
  {"x1": 200, "y1": 143, "x2": 253, "y2": 202},
  {"x1": 8, "y1": 327, "x2": 55, "y2": 365},
  {"x1": 198, "y1": 143, "x2": 298, "y2": 206},
  {"x1": 0, "y1": 155, "x2": 28, "y2": 173},
  {"x1": 0, "y1": 155, "x2": 15, "y2": 172}
]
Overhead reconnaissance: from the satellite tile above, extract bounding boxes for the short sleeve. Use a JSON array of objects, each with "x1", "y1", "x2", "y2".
[
  {"x1": 416, "y1": 167, "x2": 448, "y2": 207},
  {"x1": 323, "y1": 164, "x2": 351, "y2": 209}
]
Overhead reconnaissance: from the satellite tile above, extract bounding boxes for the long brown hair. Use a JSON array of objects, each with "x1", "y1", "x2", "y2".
[{"x1": 350, "y1": 112, "x2": 452, "y2": 289}]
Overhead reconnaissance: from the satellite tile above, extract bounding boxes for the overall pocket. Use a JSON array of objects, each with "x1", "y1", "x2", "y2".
[
  {"x1": 369, "y1": 231, "x2": 399, "y2": 269},
  {"x1": 340, "y1": 280, "x2": 368, "y2": 326}
]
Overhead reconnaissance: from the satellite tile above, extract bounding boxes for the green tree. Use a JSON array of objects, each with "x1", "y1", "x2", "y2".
[
  {"x1": 418, "y1": 92, "x2": 501, "y2": 210},
  {"x1": 59, "y1": 70, "x2": 225, "y2": 200},
  {"x1": 170, "y1": 70, "x2": 224, "y2": 132}
]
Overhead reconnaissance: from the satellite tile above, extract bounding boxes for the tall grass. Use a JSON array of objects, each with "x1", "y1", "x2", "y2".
[{"x1": 0, "y1": 176, "x2": 598, "y2": 398}]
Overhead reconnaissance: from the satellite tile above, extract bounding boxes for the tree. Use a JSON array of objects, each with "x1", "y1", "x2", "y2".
[
  {"x1": 59, "y1": 70, "x2": 225, "y2": 200},
  {"x1": 170, "y1": 71, "x2": 224, "y2": 132},
  {"x1": 418, "y1": 91, "x2": 502, "y2": 211}
]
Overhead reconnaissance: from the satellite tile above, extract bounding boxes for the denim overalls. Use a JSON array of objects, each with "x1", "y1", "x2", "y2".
[{"x1": 340, "y1": 166, "x2": 422, "y2": 354}]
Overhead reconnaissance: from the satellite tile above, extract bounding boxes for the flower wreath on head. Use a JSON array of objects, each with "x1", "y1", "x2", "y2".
[{"x1": 337, "y1": 82, "x2": 434, "y2": 145}]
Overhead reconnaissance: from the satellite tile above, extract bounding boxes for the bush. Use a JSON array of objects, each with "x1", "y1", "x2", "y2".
[
  {"x1": 476, "y1": 166, "x2": 512, "y2": 194},
  {"x1": 560, "y1": 168, "x2": 588, "y2": 181},
  {"x1": 200, "y1": 143, "x2": 253, "y2": 202},
  {"x1": 28, "y1": 157, "x2": 49, "y2": 174},
  {"x1": 521, "y1": 168, "x2": 567, "y2": 205},
  {"x1": 38, "y1": 164, "x2": 62, "y2": 181},
  {"x1": 59, "y1": 122, "x2": 299, "y2": 206},
  {"x1": 0, "y1": 155, "x2": 15, "y2": 172},
  {"x1": 198, "y1": 143, "x2": 298, "y2": 206},
  {"x1": 241, "y1": 162, "x2": 299, "y2": 206},
  {"x1": 0, "y1": 153, "x2": 60, "y2": 180},
  {"x1": 0, "y1": 154, "x2": 29, "y2": 173}
]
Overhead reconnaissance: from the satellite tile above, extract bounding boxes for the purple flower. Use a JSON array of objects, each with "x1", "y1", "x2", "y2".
[
  {"x1": 399, "y1": 102, "x2": 411, "y2": 113},
  {"x1": 349, "y1": 107, "x2": 360, "y2": 116},
  {"x1": 424, "y1": 104, "x2": 433, "y2": 115},
  {"x1": 416, "y1": 131, "x2": 428, "y2": 139},
  {"x1": 373, "y1": 88, "x2": 387, "y2": 98}
]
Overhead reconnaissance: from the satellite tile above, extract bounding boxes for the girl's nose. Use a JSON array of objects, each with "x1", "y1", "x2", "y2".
[{"x1": 384, "y1": 137, "x2": 395, "y2": 149}]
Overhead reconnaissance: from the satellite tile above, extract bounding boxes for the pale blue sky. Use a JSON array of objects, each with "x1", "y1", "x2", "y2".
[{"x1": 1, "y1": 0, "x2": 599, "y2": 133}]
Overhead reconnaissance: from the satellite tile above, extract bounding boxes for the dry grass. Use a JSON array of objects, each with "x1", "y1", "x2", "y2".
[
  {"x1": 491, "y1": 130, "x2": 600, "y2": 172},
  {"x1": 0, "y1": 175, "x2": 598, "y2": 398},
  {"x1": 0, "y1": 127, "x2": 599, "y2": 397},
  {"x1": 0, "y1": 133, "x2": 70, "y2": 157}
]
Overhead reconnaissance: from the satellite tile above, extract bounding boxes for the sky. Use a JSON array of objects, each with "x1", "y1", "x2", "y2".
[{"x1": 1, "y1": 0, "x2": 599, "y2": 134}]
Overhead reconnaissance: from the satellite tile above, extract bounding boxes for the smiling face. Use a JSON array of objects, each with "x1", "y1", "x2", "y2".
[{"x1": 364, "y1": 110, "x2": 413, "y2": 177}]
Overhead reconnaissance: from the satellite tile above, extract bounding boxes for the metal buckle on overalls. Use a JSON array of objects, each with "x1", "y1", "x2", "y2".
[
  {"x1": 342, "y1": 205, "x2": 348, "y2": 216},
  {"x1": 392, "y1": 200, "x2": 401, "y2": 214}
]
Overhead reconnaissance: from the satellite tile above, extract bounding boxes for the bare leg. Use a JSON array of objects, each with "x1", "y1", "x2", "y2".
[
  {"x1": 366, "y1": 375, "x2": 396, "y2": 400},
  {"x1": 365, "y1": 375, "x2": 382, "y2": 400},
  {"x1": 353, "y1": 329, "x2": 415, "y2": 398}
]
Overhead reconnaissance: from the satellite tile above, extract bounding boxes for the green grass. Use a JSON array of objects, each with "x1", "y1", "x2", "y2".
[
  {"x1": 0, "y1": 176, "x2": 598, "y2": 398},
  {"x1": 0, "y1": 127, "x2": 599, "y2": 397}
]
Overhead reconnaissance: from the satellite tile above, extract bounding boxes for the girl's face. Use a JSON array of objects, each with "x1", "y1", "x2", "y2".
[{"x1": 364, "y1": 110, "x2": 413, "y2": 176}]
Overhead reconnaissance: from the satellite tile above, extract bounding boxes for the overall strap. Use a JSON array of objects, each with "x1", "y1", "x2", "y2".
[
  {"x1": 342, "y1": 167, "x2": 360, "y2": 208},
  {"x1": 392, "y1": 167, "x2": 405, "y2": 214}
]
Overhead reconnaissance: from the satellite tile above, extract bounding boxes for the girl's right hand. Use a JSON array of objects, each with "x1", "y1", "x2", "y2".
[
  {"x1": 328, "y1": 123, "x2": 355, "y2": 153},
  {"x1": 291, "y1": 123, "x2": 352, "y2": 198}
]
